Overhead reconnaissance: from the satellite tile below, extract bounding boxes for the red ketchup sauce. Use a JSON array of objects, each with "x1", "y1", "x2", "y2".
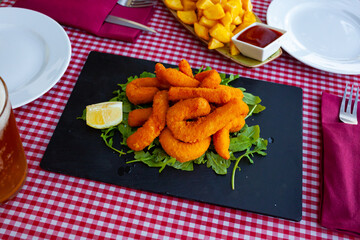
[{"x1": 237, "y1": 25, "x2": 283, "y2": 48}]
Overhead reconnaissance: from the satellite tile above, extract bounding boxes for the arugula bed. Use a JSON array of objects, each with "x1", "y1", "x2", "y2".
[{"x1": 80, "y1": 67, "x2": 268, "y2": 190}]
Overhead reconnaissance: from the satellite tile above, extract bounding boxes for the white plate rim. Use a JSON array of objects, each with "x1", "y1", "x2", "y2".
[
  {"x1": 0, "y1": 7, "x2": 71, "y2": 108},
  {"x1": 266, "y1": 0, "x2": 360, "y2": 75}
]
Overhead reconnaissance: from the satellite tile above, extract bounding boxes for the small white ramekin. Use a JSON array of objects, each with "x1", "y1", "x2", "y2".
[{"x1": 231, "y1": 22, "x2": 287, "y2": 61}]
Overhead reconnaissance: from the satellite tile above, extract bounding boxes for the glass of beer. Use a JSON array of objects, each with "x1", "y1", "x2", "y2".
[{"x1": 0, "y1": 77, "x2": 27, "y2": 204}]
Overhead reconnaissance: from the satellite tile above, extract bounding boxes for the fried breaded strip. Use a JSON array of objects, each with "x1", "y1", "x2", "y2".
[
  {"x1": 168, "y1": 87, "x2": 231, "y2": 104},
  {"x1": 155, "y1": 63, "x2": 200, "y2": 87},
  {"x1": 168, "y1": 97, "x2": 211, "y2": 120},
  {"x1": 128, "y1": 108, "x2": 152, "y2": 127},
  {"x1": 179, "y1": 59, "x2": 194, "y2": 78},
  {"x1": 194, "y1": 70, "x2": 210, "y2": 80},
  {"x1": 195, "y1": 70, "x2": 221, "y2": 88},
  {"x1": 167, "y1": 97, "x2": 249, "y2": 143},
  {"x1": 126, "y1": 77, "x2": 163, "y2": 105},
  {"x1": 155, "y1": 63, "x2": 167, "y2": 85},
  {"x1": 126, "y1": 91, "x2": 169, "y2": 151},
  {"x1": 216, "y1": 85, "x2": 244, "y2": 100},
  {"x1": 159, "y1": 128, "x2": 211, "y2": 163},
  {"x1": 213, "y1": 117, "x2": 246, "y2": 159}
]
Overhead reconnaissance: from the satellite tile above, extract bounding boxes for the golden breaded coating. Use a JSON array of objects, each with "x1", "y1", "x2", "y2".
[
  {"x1": 126, "y1": 77, "x2": 163, "y2": 105},
  {"x1": 126, "y1": 91, "x2": 169, "y2": 151},
  {"x1": 179, "y1": 59, "x2": 194, "y2": 78},
  {"x1": 168, "y1": 97, "x2": 211, "y2": 120},
  {"x1": 124, "y1": 59, "x2": 252, "y2": 163},
  {"x1": 195, "y1": 69, "x2": 221, "y2": 88},
  {"x1": 213, "y1": 128, "x2": 231, "y2": 160},
  {"x1": 216, "y1": 85, "x2": 244, "y2": 100},
  {"x1": 213, "y1": 117, "x2": 246, "y2": 159},
  {"x1": 194, "y1": 70, "x2": 210, "y2": 80},
  {"x1": 128, "y1": 108, "x2": 152, "y2": 127},
  {"x1": 155, "y1": 63, "x2": 169, "y2": 87},
  {"x1": 159, "y1": 128, "x2": 211, "y2": 163},
  {"x1": 166, "y1": 97, "x2": 249, "y2": 143},
  {"x1": 168, "y1": 87, "x2": 231, "y2": 104},
  {"x1": 155, "y1": 63, "x2": 200, "y2": 87}
]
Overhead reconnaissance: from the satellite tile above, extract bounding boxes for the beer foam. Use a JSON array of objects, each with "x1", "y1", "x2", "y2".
[{"x1": 0, "y1": 82, "x2": 11, "y2": 136}]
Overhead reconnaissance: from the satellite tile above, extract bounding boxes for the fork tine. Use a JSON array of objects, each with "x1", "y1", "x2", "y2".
[
  {"x1": 340, "y1": 82, "x2": 348, "y2": 114},
  {"x1": 346, "y1": 84, "x2": 353, "y2": 113},
  {"x1": 339, "y1": 83, "x2": 358, "y2": 124},
  {"x1": 353, "y1": 87, "x2": 359, "y2": 116}
]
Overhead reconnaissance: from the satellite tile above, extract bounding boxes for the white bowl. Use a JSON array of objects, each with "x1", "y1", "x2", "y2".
[{"x1": 231, "y1": 22, "x2": 286, "y2": 62}]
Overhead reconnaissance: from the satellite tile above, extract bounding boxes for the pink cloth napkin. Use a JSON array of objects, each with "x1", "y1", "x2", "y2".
[
  {"x1": 320, "y1": 92, "x2": 360, "y2": 236},
  {"x1": 14, "y1": 0, "x2": 155, "y2": 43}
]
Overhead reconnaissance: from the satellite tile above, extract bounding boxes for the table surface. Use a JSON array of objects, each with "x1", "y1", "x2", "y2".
[{"x1": 1, "y1": 0, "x2": 359, "y2": 239}]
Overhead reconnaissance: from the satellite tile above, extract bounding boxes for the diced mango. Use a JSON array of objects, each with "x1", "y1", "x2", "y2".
[
  {"x1": 203, "y1": 3, "x2": 225, "y2": 20},
  {"x1": 229, "y1": 42, "x2": 240, "y2": 55},
  {"x1": 232, "y1": 24, "x2": 248, "y2": 35},
  {"x1": 232, "y1": 11, "x2": 256, "y2": 34},
  {"x1": 194, "y1": 22, "x2": 210, "y2": 40},
  {"x1": 208, "y1": 37, "x2": 225, "y2": 49},
  {"x1": 220, "y1": 0, "x2": 228, "y2": 7},
  {"x1": 197, "y1": 9, "x2": 204, "y2": 19},
  {"x1": 212, "y1": 0, "x2": 228, "y2": 6},
  {"x1": 165, "y1": 0, "x2": 256, "y2": 57},
  {"x1": 231, "y1": 0, "x2": 243, "y2": 7},
  {"x1": 220, "y1": 12, "x2": 232, "y2": 30},
  {"x1": 224, "y1": 0, "x2": 242, "y2": 20},
  {"x1": 238, "y1": 8, "x2": 245, "y2": 19},
  {"x1": 242, "y1": 10, "x2": 256, "y2": 24},
  {"x1": 182, "y1": 0, "x2": 197, "y2": 10},
  {"x1": 196, "y1": 0, "x2": 214, "y2": 9},
  {"x1": 209, "y1": 23, "x2": 232, "y2": 43},
  {"x1": 233, "y1": 24, "x2": 245, "y2": 35},
  {"x1": 241, "y1": 0, "x2": 253, "y2": 11},
  {"x1": 165, "y1": 0, "x2": 183, "y2": 10},
  {"x1": 224, "y1": 0, "x2": 242, "y2": 12},
  {"x1": 199, "y1": 16, "x2": 218, "y2": 28},
  {"x1": 177, "y1": 10, "x2": 198, "y2": 24},
  {"x1": 232, "y1": 15, "x2": 242, "y2": 25}
]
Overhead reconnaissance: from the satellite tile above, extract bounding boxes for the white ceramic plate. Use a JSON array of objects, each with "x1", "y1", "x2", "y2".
[
  {"x1": 0, "y1": 7, "x2": 71, "y2": 108},
  {"x1": 267, "y1": 0, "x2": 360, "y2": 75}
]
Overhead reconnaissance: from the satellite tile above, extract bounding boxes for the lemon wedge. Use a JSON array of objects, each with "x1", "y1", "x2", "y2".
[{"x1": 86, "y1": 101, "x2": 123, "y2": 129}]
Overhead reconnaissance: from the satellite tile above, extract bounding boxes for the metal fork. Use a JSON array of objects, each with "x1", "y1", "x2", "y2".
[
  {"x1": 117, "y1": 0, "x2": 155, "y2": 7},
  {"x1": 339, "y1": 83, "x2": 359, "y2": 125}
]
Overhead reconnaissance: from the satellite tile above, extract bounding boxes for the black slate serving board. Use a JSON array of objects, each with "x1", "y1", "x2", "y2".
[{"x1": 41, "y1": 51, "x2": 303, "y2": 221}]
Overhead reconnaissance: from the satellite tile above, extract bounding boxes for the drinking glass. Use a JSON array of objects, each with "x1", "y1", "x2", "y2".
[{"x1": 0, "y1": 77, "x2": 27, "y2": 204}]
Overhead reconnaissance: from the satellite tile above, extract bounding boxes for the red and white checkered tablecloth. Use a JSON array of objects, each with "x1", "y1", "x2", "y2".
[{"x1": 1, "y1": 0, "x2": 359, "y2": 239}]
